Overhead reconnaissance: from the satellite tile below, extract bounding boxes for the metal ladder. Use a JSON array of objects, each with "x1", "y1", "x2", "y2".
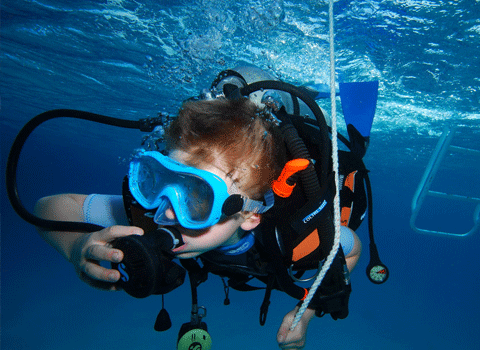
[{"x1": 410, "y1": 126, "x2": 480, "y2": 237}]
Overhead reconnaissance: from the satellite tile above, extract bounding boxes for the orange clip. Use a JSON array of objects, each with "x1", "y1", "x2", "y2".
[{"x1": 272, "y1": 158, "x2": 310, "y2": 198}]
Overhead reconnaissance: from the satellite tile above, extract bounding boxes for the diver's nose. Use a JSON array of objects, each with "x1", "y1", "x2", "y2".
[
  {"x1": 153, "y1": 198, "x2": 180, "y2": 226},
  {"x1": 164, "y1": 207, "x2": 176, "y2": 220}
]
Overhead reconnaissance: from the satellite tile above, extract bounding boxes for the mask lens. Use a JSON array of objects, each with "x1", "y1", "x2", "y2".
[
  {"x1": 137, "y1": 156, "x2": 164, "y2": 205},
  {"x1": 152, "y1": 173, "x2": 216, "y2": 228},
  {"x1": 134, "y1": 157, "x2": 169, "y2": 208},
  {"x1": 183, "y1": 175, "x2": 215, "y2": 222}
]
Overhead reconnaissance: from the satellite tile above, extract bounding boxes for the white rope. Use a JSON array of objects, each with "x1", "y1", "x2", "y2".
[{"x1": 289, "y1": 0, "x2": 342, "y2": 331}]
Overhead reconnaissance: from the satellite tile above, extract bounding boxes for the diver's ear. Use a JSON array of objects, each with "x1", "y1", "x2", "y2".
[{"x1": 240, "y1": 213, "x2": 262, "y2": 231}]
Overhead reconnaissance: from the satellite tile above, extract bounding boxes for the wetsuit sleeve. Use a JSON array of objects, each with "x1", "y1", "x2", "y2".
[
  {"x1": 83, "y1": 194, "x2": 129, "y2": 227},
  {"x1": 340, "y1": 226, "x2": 354, "y2": 256}
]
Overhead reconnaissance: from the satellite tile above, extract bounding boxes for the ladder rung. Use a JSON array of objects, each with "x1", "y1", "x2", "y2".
[
  {"x1": 428, "y1": 190, "x2": 480, "y2": 203},
  {"x1": 410, "y1": 126, "x2": 480, "y2": 237},
  {"x1": 449, "y1": 145, "x2": 480, "y2": 156}
]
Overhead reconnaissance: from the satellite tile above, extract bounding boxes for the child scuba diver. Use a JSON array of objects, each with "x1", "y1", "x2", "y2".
[{"x1": 7, "y1": 65, "x2": 387, "y2": 350}]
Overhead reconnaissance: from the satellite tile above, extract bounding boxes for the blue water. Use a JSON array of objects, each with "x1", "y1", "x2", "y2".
[{"x1": 1, "y1": 0, "x2": 480, "y2": 349}]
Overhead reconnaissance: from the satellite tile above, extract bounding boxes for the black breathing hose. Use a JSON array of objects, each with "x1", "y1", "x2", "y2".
[
  {"x1": 5, "y1": 109, "x2": 162, "y2": 233},
  {"x1": 241, "y1": 80, "x2": 336, "y2": 257},
  {"x1": 239, "y1": 80, "x2": 339, "y2": 300}
]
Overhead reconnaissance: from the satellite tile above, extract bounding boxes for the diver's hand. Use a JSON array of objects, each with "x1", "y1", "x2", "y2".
[
  {"x1": 69, "y1": 225, "x2": 143, "y2": 290},
  {"x1": 277, "y1": 306, "x2": 316, "y2": 349}
]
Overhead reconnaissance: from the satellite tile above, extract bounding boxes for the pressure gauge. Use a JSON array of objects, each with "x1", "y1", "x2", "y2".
[{"x1": 367, "y1": 264, "x2": 389, "y2": 284}]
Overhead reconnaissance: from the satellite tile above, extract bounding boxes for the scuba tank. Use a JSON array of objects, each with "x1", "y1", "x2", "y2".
[{"x1": 207, "y1": 65, "x2": 328, "y2": 125}]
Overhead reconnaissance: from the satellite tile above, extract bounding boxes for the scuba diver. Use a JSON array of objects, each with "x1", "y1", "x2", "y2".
[{"x1": 7, "y1": 66, "x2": 388, "y2": 350}]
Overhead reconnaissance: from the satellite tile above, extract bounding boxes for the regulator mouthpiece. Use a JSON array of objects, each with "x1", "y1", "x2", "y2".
[{"x1": 157, "y1": 227, "x2": 185, "y2": 251}]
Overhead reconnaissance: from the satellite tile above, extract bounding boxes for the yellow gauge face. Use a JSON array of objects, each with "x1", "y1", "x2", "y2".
[{"x1": 369, "y1": 265, "x2": 388, "y2": 282}]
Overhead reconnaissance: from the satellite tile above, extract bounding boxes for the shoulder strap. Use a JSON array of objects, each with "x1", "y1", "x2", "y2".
[
  {"x1": 259, "y1": 218, "x2": 351, "y2": 320},
  {"x1": 338, "y1": 151, "x2": 369, "y2": 231}
]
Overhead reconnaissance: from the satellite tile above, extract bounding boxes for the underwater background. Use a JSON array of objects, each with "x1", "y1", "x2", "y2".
[{"x1": 1, "y1": 0, "x2": 479, "y2": 349}]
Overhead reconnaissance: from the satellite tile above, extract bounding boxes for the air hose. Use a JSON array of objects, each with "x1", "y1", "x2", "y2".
[
  {"x1": 5, "y1": 109, "x2": 163, "y2": 233},
  {"x1": 241, "y1": 80, "x2": 337, "y2": 260},
  {"x1": 238, "y1": 80, "x2": 343, "y2": 319}
]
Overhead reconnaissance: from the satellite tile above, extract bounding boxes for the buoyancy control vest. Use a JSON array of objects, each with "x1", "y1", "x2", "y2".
[
  {"x1": 121, "y1": 142, "x2": 369, "y2": 322},
  {"x1": 118, "y1": 66, "x2": 378, "y2": 324}
]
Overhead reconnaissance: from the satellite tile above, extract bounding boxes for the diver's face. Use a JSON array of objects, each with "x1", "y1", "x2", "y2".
[{"x1": 164, "y1": 150, "x2": 254, "y2": 259}]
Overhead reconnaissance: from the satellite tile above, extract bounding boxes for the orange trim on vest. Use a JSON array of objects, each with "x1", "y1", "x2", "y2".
[
  {"x1": 292, "y1": 229, "x2": 320, "y2": 262},
  {"x1": 341, "y1": 171, "x2": 357, "y2": 227},
  {"x1": 344, "y1": 170, "x2": 357, "y2": 191},
  {"x1": 341, "y1": 206, "x2": 352, "y2": 227}
]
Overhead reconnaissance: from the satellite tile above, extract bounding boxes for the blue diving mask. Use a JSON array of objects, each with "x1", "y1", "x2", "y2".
[{"x1": 128, "y1": 150, "x2": 274, "y2": 230}]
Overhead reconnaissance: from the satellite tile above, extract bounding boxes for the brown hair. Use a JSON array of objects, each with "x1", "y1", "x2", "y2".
[{"x1": 166, "y1": 97, "x2": 286, "y2": 198}]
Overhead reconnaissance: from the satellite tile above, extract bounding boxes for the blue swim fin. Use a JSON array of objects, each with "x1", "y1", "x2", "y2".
[
  {"x1": 298, "y1": 83, "x2": 339, "y2": 99},
  {"x1": 339, "y1": 81, "x2": 379, "y2": 137}
]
